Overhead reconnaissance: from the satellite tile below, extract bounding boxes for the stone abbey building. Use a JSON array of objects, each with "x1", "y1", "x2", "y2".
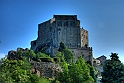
[{"x1": 31, "y1": 15, "x2": 93, "y2": 64}]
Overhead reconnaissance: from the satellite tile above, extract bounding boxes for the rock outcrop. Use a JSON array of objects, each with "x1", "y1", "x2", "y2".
[{"x1": 30, "y1": 61, "x2": 62, "y2": 78}]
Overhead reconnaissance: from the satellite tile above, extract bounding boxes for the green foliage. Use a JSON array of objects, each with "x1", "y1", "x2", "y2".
[
  {"x1": 87, "y1": 64, "x2": 97, "y2": 82},
  {"x1": 57, "y1": 70, "x2": 69, "y2": 83},
  {"x1": 86, "y1": 61, "x2": 92, "y2": 66},
  {"x1": 16, "y1": 50, "x2": 23, "y2": 59},
  {"x1": 58, "y1": 42, "x2": 74, "y2": 64},
  {"x1": 102, "y1": 53, "x2": 124, "y2": 83},
  {"x1": 54, "y1": 52, "x2": 65, "y2": 62},
  {"x1": 28, "y1": 74, "x2": 40, "y2": 83},
  {"x1": 68, "y1": 56, "x2": 94, "y2": 83},
  {"x1": 58, "y1": 42, "x2": 66, "y2": 52},
  {"x1": 63, "y1": 49, "x2": 74, "y2": 64},
  {"x1": 0, "y1": 58, "x2": 31, "y2": 83},
  {"x1": 0, "y1": 47, "x2": 96, "y2": 83},
  {"x1": 57, "y1": 62, "x2": 70, "y2": 83},
  {"x1": 55, "y1": 57, "x2": 94, "y2": 83},
  {"x1": 21, "y1": 57, "x2": 31, "y2": 71},
  {"x1": 38, "y1": 77, "x2": 51, "y2": 83},
  {"x1": 23, "y1": 50, "x2": 36, "y2": 61},
  {"x1": 28, "y1": 74, "x2": 51, "y2": 83},
  {"x1": 23, "y1": 50, "x2": 30, "y2": 57},
  {"x1": 40, "y1": 57, "x2": 54, "y2": 62},
  {"x1": 29, "y1": 50, "x2": 36, "y2": 58},
  {"x1": 0, "y1": 55, "x2": 53, "y2": 83},
  {"x1": 110, "y1": 53, "x2": 120, "y2": 62},
  {"x1": 36, "y1": 52, "x2": 50, "y2": 58},
  {"x1": 59, "y1": 62, "x2": 69, "y2": 72}
]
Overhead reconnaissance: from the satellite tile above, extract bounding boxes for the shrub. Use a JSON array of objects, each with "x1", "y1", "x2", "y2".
[{"x1": 40, "y1": 57, "x2": 54, "y2": 63}]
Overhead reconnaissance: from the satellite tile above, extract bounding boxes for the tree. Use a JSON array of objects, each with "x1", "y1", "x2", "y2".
[
  {"x1": 58, "y1": 42, "x2": 66, "y2": 52},
  {"x1": 29, "y1": 50, "x2": 36, "y2": 59},
  {"x1": 56, "y1": 56, "x2": 94, "y2": 83},
  {"x1": 0, "y1": 58, "x2": 31, "y2": 83},
  {"x1": 110, "y1": 53, "x2": 120, "y2": 62},
  {"x1": 58, "y1": 42, "x2": 74, "y2": 64},
  {"x1": 87, "y1": 64, "x2": 97, "y2": 83},
  {"x1": 55, "y1": 61, "x2": 70, "y2": 83},
  {"x1": 54, "y1": 52, "x2": 65, "y2": 62},
  {"x1": 0, "y1": 56, "x2": 52, "y2": 83},
  {"x1": 68, "y1": 56, "x2": 94, "y2": 83},
  {"x1": 16, "y1": 50, "x2": 23, "y2": 60},
  {"x1": 63, "y1": 49, "x2": 74, "y2": 64},
  {"x1": 102, "y1": 53, "x2": 124, "y2": 83},
  {"x1": 38, "y1": 77, "x2": 51, "y2": 83}
]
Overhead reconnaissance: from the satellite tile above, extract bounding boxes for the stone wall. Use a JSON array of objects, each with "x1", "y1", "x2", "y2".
[
  {"x1": 80, "y1": 28, "x2": 88, "y2": 47},
  {"x1": 97, "y1": 55, "x2": 107, "y2": 65},
  {"x1": 30, "y1": 61, "x2": 62, "y2": 78},
  {"x1": 30, "y1": 15, "x2": 88, "y2": 52},
  {"x1": 70, "y1": 47, "x2": 93, "y2": 64}
]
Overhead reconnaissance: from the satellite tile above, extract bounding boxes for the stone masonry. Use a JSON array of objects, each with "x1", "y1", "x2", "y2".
[{"x1": 31, "y1": 15, "x2": 93, "y2": 65}]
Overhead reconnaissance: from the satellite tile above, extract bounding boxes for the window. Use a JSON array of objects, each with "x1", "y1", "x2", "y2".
[
  {"x1": 58, "y1": 32, "x2": 60, "y2": 35},
  {"x1": 86, "y1": 36, "x2": 88, "y2": 39},
  {"x1": 66, "y1": 21, "x2": 68, "y2": 26},
  {"x1": 50, "y1": 27, "x2": 52, "y2": 31}
]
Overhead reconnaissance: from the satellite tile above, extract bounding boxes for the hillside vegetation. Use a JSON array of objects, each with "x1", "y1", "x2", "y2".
[{"x1": 0, "y1": 42, "x2": 97, "y2": 83}]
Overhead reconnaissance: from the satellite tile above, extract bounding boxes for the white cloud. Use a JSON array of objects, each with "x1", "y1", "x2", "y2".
[{"x1": 0, "y1": 53, "x2": 6, "y2": 59}]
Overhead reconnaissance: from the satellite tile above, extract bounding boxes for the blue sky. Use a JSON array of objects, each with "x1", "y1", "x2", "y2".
[{"x1": 0, "y1": 0, "x2": 124, "y2": 62}]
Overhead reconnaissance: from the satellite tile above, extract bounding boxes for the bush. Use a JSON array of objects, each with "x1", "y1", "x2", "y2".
[
  {"x1": 39, "y1": 77, "x2": 51, "y2": 83},
  {"x1": 40, "y1": 57, "x2": 54, "y2": 63}
]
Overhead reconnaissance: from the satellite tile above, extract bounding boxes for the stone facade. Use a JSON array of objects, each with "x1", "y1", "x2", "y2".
[
  {"x1": 70, "y1": 47, "x2": 92, "y2": 62},
  {"x1": 93, "y1": 58, "x2": 101, "y2": 67},
  {"x1": 96, "y1": 55, "x2": 107, "y2": 65},
  {"x1": 31, "y1": 15, "x2": 93, "y2": 64},
  {"x1": 94, "y1": 55, "x2": 107, "y2": 78}
]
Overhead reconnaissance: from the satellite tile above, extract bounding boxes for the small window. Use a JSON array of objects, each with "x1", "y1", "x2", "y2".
[
  {"x1": 85, "y1": 36, "x2": 87, "y2": 38},
  {"x1": 50, "y1": 27, "x2": 52, "y2": 31}
]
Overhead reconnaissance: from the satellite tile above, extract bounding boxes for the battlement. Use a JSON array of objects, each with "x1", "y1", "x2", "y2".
[
  {"x1": 77, "y1": 46, "x2": 92, "y2": 50},
  {"x1": 53, "y1": 15, "x2": 77, "y2": 20}
]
